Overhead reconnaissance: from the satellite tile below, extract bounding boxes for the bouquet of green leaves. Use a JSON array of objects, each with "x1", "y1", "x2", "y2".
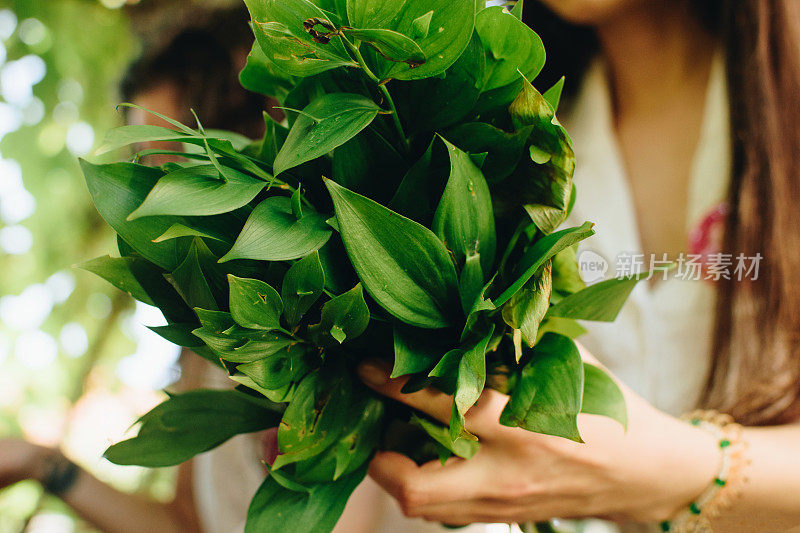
[{"x1": 81, "y1": 0, "x2": 642, "y2": 530}]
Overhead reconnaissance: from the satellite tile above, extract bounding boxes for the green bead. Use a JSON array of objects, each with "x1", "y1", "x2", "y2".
[
  {"x1": 660, "y1": 522, "x2": 671, "y2": 531},
  {"x1": 719, "y1": 439, "x2": 731, "y2": 448},
  {"x1": 690, "y1": 502, "x2": 701, "y2": 515},
  {"x1": 691, "y1": 418, "x2": 701, "y2": 426},
  {"x1": 715, "y1": 477, "x2": 726, "y2": 486}
]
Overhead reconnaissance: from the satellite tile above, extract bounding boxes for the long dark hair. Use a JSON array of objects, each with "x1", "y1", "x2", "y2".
[{"x1": 525, "y1": 1, "x2": 800, "y2": 426}]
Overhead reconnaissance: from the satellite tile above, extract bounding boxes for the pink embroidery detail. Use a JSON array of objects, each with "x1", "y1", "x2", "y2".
[{"x1": 688, "y1": 202, "x2": 729, "y2": 281}]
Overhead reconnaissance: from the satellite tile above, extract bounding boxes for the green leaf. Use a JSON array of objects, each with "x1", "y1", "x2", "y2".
[
  {"x1": 547, "y1": 271, "x2": 649, "y2": 322},
  {"x1": 495, "y1": 222, "x2": 595, "y2": 307},
  {"x1": 350, "y1": 0, "x2": 476, "y2": 81},
  {"x1": 458, "y1": 253, "x2": 484, "y2": 315},
  {"x1": 445, "y1": 122, "x2": 533, "y2": 183},
  {"x1": 499, "y1": 333, "x2": 584, "y2": 442},
  {"x1": 509, "y1": 77, "x2": 575, "y2": 234},
  {"x1": 433, "y1": 137, "x2": 496, "y2": 273},
  {"x1": 104, "y1": 389, "x2": 279, "y2": 467},
  {"x1": 292, "y1": 396, "x2": 384, "y2": 483},
  {"x1": 95, "y1": 125, "x2": 192, "y2": 155},
  {"x1": 152, "y1": 224, "x2": 227, "y2": 244},
  {"x1": 309, "y1": 284, "x2": 370, "y2": 345},
  {"x1": 239, "y1": 39, "x2": 296, "y2": 101},
  {"x1": 543, "y1": 76, "x2": 565, "y2": 112},
  {"x1": 273, "y1": 93, "x2": 381, "y2": 176},
  {"x1": 220, "y1": 196, "x2": 332, "y2": 262},
  {"x1": 245, "y1": 465, "x2": 367, "y2": 533},
  {"x1": 167, "y1": 239, "x2": 219, "y2": 311},
  {"x1": 388, "y1": 138, "x2": 447, "y2": 223},
  {"x1": 273, "y1": 370, "x2": 352, "y2": 470},
  {"x1": 333, "y1": 126, "x2": 407, "y2": 202},
  {"x1": 246, "y1": 0, "x2": 355, "y2": 78},
  {"x1": 502, "y1": 261, "x2": 552, "y2": 353},
  {"x1": 475, "y1": 6, "x2": 545, "y2": 91},
  {"x1": 428, "y1": 348, "x2": 462, "y2": 395},
  {"x1": 391, "y1": 326, "x2": 447, "y2": 378},
  {"x1": 342, "y1": 28, "x2": 426, "y2": 66},
  {"x1": 551, "y1": 245, "x2": 585, "y2": 295},
  {"x1": 451, "y1": 324, "x2": 494, "y2": 442},
  {"x1": 395, "y1": 33, "x2": 485, "y2": 135},
  {"x1": 582, "y1": 363, "x2": 628, "y2": 430},
  {"x1": 82, "y1": 161, "x2": 184, "y2": 271},
  {"x1": 410, "y1": 414, "x2": 479, "y2": 460},
  {"x1": 535, "y1": 316, "x2": 587, "y2": 343},
  {"x1": 128, "y1": 165, "x2": 265, "y2": 220},
  {"x1": 228, "y1": 274, "x2": 283, "y2": 330},
  {"x1": 147, "y1": 323, "x2": 204, "y2": 348},
  {"x1": 237, "y1": 344, "x2": 310, "y2": 390},
  {"x1": 325, "y1": 179, "x2": 459, "y2": 328},
  {"x1": 281, "y1": 251, "x2": 325, "y2": 327},
  {"x1": 79, "y1": 256, "x2": 158, "y2": 306}
]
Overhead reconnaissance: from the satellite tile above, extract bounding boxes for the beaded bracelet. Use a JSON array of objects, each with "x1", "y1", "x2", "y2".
[{"x1": 660, "y1": 410, "x2": 749, "y2": 533}]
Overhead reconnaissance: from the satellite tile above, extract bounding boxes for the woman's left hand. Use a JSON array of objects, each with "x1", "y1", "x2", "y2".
[{"x1": 357, "y1": 348, "x2": 721, "y2": 526}]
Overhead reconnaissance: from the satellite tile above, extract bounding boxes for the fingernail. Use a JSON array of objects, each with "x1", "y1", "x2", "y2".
[{"x1": 358, "y1": 361, "x2": 388, "y2": 387}]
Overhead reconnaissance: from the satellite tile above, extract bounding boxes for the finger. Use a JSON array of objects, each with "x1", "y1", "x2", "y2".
[
  {"x1": 368, "y1": 452, "x2": 485, "y2": 509},
  {"x1": 358, "y1": 360, "x2": 509, "y2": 438}
]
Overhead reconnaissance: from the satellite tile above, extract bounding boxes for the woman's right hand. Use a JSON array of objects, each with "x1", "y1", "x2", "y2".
[{"x1": 0, "y1": 438, "x2": 52, "y2": 488}]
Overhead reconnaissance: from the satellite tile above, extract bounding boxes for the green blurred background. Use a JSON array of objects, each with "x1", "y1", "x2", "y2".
[{"x1": 0, "y1": 1, "x2": 238, "y2": 531}]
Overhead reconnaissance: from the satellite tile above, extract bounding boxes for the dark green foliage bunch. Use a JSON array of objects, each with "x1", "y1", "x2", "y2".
[{"x1": 82, "y1": 0, "x2": 644, "y2": 530}]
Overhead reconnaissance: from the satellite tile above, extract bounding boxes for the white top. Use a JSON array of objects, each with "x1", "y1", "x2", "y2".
[
  {"x1": 193, "y1": 54, "x2": 731, "y2": 533},
  {"x1": 563, "y1": 53, "x2": 729, "y2": 417}
]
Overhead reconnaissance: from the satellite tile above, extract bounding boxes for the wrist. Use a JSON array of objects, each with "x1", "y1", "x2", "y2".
[{"x1": 648, "y1": 414, "x2": 722, "y2": 522}]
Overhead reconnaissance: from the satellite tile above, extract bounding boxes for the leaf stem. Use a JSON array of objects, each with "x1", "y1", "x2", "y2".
[{"x1": 339, "y1": 34, "x2": 410, "y2": 154}]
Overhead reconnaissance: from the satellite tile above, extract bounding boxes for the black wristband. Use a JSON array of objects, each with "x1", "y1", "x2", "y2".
[{"x1": 42, "y1": 455, "x2": 80, "y2": 496}]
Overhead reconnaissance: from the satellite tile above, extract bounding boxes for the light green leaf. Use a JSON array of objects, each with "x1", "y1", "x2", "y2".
[
  {"x1": 475, "y1": 6, "x2": 545, "y2": 91},
  {"x1": 495, "y1": 222, "x2": 595, "y2": 307},
  {"x1": 582, "y1": 363, "x2": 628, "y2": 430},
  {"x1": 325, "y1": 179, "x2": 460, "y2": 328},
  {"x1": 273, "y1": 370, "x2": 352, "y2": 470},
  {"x1": 350, "y1": 0, "x2": 476, "y2": 81},
  {"x1": 245, "y1": 465, "x2": 366, "y2": 533},
  {"x1": 104, "y1": 390, "x2": 279, "y2": 467},
  {"x1": 391, "y1": 327, "x2": 447, "y2": 378},
  {"x1": 451, "y1": 325, "x2": 494, "y2": 442},
  {"x1": 95, "y1": 125, "x2": 192, "y2": 155},
  {"x1": 237, "y1": 344, "x2": 310, "y2": 390},
  {"x1": 220, "y1": 196, "x2": 332, "y2": 262},
  {"x1": 128, "y1": 165, "x2": 265, "y2": 219},
  {"x1": 411, "y1": 414, "x2": 479, "y2": 460},
  {"x1": 502, "y1": 261, "x2": 552, "y2": 353},
  {"x1": 273, "y1": 93, "x2": 381, "y2": 176},
  {"x1": 499, "y1": 333, "x2": 584, "y2": 442},
  {"x1": 446, "y1": 122, "x2": 533, "y2": 183},
  {"x1": 342, "y1": 28, "x2": 426, "y2": 66},
  {"x1": 79, "y1": 256, "x2": 157, "y2": 306},
  {"x1": 433, "y1": 137, "x2": 496, "y2": 273},
  {"x1": 281, "y1": 251, "x2": 325, "y2": 327},
  {"x1": 246, "y1": 0, "x2": 355, "y2": 78},
  {"x1": 167, "y1": 240, "x2": 218, "y2": 311},
  {"x1": 309, "y1": 284, "x2": 370, "y2": 345},
  {"x1": 228, "y1": 274, "x2": 283, "y2": 330},
  {"x1": 547, "y1": 271, "x2": 649, "y2": 322}
]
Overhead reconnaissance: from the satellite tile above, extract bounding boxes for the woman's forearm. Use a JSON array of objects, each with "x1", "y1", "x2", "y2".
[
  {"x1": 59, "y1": 465, "x2": 197, "y2": 533},
  {"x1": 706, "y1": 424, "x2": 800, "y2": 531}
]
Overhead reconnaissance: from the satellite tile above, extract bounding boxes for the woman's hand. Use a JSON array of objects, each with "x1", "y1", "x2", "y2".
[
  {"x1": 357, "y1": 351, "x2": 721, "y2": 526},
  {"x1": 0, "y1": 438, "x2": 53, "y2": 488}
]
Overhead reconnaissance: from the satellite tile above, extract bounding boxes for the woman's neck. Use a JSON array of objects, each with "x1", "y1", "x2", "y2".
[{"x1": 595, "y1": 3, "x2": 717, "y2": 122}]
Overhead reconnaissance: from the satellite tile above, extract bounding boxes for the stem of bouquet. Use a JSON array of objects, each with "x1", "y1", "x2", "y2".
[{"x1": 339, "y1": 34, "x2": 411, "y2": 154}]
